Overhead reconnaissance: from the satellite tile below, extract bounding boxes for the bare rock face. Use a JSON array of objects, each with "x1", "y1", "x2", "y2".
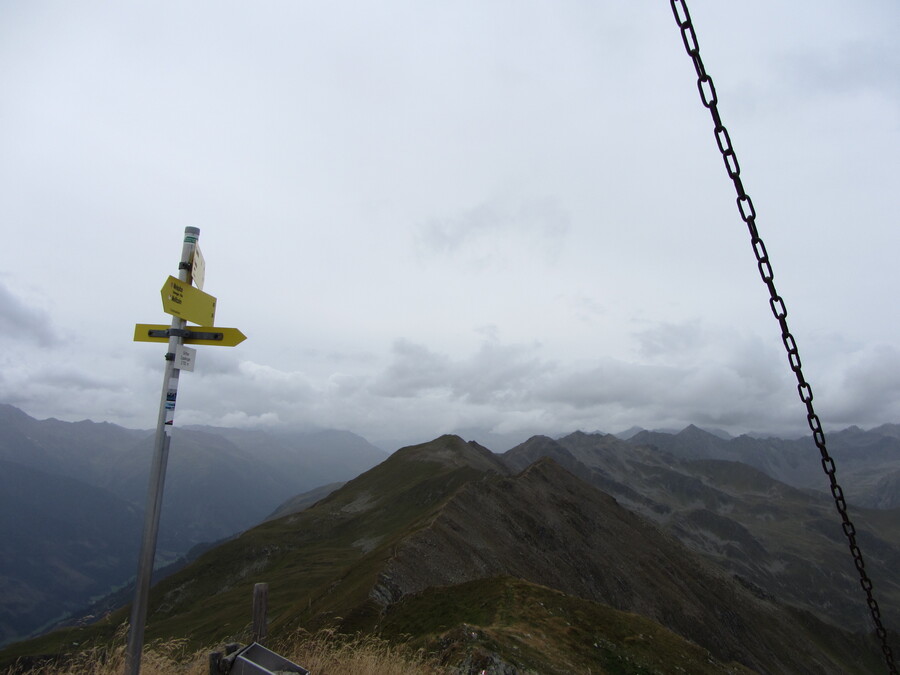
[{"x1": 868, "y1": 469, "x2": 900, "y2": 509}]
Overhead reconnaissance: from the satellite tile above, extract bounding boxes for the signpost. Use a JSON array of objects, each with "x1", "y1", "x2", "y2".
[{"x1": 126, "y1": 228, "x2": 245, "y2": 675}]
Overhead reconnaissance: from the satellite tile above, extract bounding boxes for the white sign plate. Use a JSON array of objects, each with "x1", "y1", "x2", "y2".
[
  {"x1": 191, "y1": 245, "x2": 206, "y2": 290},
  {"x1": 175, "y1": 344, "x2": 196, "y2": 372}
]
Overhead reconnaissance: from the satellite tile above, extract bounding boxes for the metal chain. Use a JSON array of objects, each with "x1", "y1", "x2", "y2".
[{"x1": 669, "y1": 1, "x2": 897, "y2": 671}]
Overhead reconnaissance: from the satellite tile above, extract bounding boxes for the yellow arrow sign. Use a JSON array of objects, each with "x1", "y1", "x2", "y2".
[
  {"x1": 160, "y1": 275, "x2": 216, "y2": 325},
  {"x1": 134, "y1": 324, "x2": 247, "y2": 347}
]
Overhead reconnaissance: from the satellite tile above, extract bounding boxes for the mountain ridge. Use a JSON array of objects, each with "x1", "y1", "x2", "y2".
[
  {"x1": 3, "y1": 403, "x2": 899, "y2": 670},
  {"x1": 5, "y1": 433, "x2": 890, "y2": 673},
  {"x1": 375, "y1": 452, "x2": 881, "y2": 673}
]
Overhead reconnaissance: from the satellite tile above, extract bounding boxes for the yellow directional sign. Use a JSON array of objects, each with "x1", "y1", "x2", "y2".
[
  {"x1": 160, "y1": 275, "x2": 216, "y2": 325},
  {"x1": 134, "y1": 324, "x2": 247, "y2": 347}
]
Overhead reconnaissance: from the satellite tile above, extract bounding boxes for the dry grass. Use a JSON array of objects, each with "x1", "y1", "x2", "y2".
[
  {"x1": 4, "y1": 628, "x2": 205, "y2": 675},
  {"x1": 5, "y1": 627, "x2": 450, "y2": 675},
  {"x1": 274, "y1": 628, "x2": 449, "y2": 675}
]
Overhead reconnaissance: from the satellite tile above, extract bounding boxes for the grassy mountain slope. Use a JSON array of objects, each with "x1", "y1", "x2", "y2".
[
  {"x1": 4, "y1": 435, "x2": 887, "y2": 674},
  {"x1": 265, "y1": 481, "x2": 346, "y2": 521},
  {"x1": 380, "y1": 576, "x2": 759, "y2": 674},
  {"x1": 24, "y1": 435, "x2": 503, "y2": 653}
]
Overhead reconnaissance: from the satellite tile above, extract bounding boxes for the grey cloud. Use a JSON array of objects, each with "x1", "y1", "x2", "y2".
[
  {"x1": 415, "y1": 196, "x2": 570, "y2": 264},
  {"x1": 0, "y1": 282, "x2": 58, "y2": 347},
  {"x1": 569, "y1": 295, "x2": 607, "y2": 326},
  {"x1": 175, "y1": 360, "x2": 320, "y2": 429},
  {"x1": 779, "y1": 40, "x2": 900, "y2": 105},
  {"x1": 451, "y1": 341, "x2": 548, "y2": 405},
  {"x1": 537, "y1": 361, "x2": 682, "y2": 410},
  {"x1": 634, "y1": 319, "x2": 705, "y2": 361},
  {"x1": 0, "y1": 355, "x2": 157, "y2": 428},
  {"x1": 371, "y1": 339, "x2": 453, "y2": 397},
  {"x1": 525, "y1": 319, "x2": 801, "y2": 434},
  {"x1": 120, "y1": 327, "x2": 854, "y2": 449},
  {"x1": 633, "y1": 320, "x2": 786, "y2": 393},
  {"x1": 31, "y1": 368, "x2": 126, "y2": 393},
  {"x1": 417, "y1": 202, "x2": 499, "y2": 255},
  {"x1": 534, "y1": 357, "x2": 799, "y2": 436},
  {"x1": 187, "y1": 348, "x2": 244, "y2": 376},
  {"x1": 371, "y1": 338, "x2": 549, "y2": 405},
  {"x1": 367, "y1": 329, "x2": 801, "y2": 439},
  {"x1": 825, "y1": 344, "x2": 900, "y2": 427}
]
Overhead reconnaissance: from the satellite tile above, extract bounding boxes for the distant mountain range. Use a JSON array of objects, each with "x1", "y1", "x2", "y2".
[
  {"x1": 0, "y1": 404, "x2": 386, "y2": 646},
  {"x1": 505, "y1": 430, "x2": 900, "y2": 635},
  {"x1": 4, "y1": 424, "x2": 898, "y2": 673},
  {"x1": 625, "y1": 422, "x2": 900, "y2": 509}
]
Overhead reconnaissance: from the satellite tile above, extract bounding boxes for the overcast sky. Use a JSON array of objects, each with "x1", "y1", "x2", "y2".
[{"x1": 1, "y1": 1, "x2": 898, "y2": 451}]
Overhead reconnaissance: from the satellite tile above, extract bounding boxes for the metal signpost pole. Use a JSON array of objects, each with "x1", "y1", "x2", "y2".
[{"x1": 125, "y1": 227, "x2": 199, "y2": 675}]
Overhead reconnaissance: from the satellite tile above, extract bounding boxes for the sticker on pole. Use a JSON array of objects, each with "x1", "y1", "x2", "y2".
[{"x1": 175, "y1": 344, "x2": 196, "y2": 372}]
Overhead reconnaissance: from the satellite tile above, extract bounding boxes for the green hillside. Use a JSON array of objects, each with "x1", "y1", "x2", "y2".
[{"x1": 379, "y1": 576, "x2": 759, "y2": 674}]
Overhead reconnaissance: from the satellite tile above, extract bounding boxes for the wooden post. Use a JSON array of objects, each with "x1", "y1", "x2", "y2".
[
  {"x1": 208, "y1": 651, "x2": 222, "y2": 675},
  {"x1": 252, "y1": 583, "x2": 269, "y2": 644}
]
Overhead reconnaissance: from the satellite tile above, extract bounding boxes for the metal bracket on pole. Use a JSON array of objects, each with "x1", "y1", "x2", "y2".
[
  {"x1": 147, "y1": 328, "x2": 224, "y2": 341},
  {"x1": 187, "y1": 331, "x2": 224, "y2": 341}
]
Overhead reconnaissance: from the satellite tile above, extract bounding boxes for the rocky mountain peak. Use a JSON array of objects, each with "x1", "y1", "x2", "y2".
[
  {"x1": 391, "y1": 434, "x2": 509, "y2": 475},
  {"x1": 677, "y1": 423, "x2": 713, "y2": 438}
]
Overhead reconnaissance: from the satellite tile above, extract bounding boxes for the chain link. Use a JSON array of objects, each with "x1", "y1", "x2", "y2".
[{"x1": 669, "y1": 1, "x2": 897, "y2": 671}]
